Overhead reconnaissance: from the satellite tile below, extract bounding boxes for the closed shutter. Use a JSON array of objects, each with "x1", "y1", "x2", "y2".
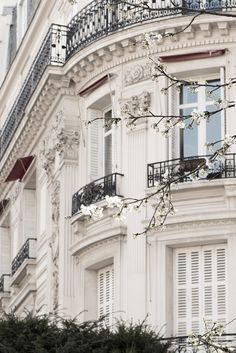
[
  {"x1": 88, "y1": 109, "x2": 103, "y2": 181},
  {"x1": 174, "y1": 245, "x2": 227, "y2": 335},
  {"x1": 169, "y1": 86, "x2": 179, "y2": 159},
  {"x1": 0, "y1": 227, "x2": 10, "y2": 274},
  {"x1": 23, "y1": 189, "x2": 36, "y2": 239},
  {"x1": 98, "y1": 265, "x2": 114, "y2": 325}
]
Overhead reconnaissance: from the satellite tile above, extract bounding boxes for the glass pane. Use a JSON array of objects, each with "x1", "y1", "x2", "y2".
[
  {"x1": 206, "y1": 79, "x2": 220, "y2": 102},
  {"x1": 206, "y1": 105, "x2": 222, "y2": 152},
  {"x1": 180, "y1": 85, "x2": 198, "y2": 105},
  {"x1": 105, "y1": 134, "x2": 112, "y2": 175},
  {"x1": 180, "y1": 108, "x2": 199, "y2": 158}
]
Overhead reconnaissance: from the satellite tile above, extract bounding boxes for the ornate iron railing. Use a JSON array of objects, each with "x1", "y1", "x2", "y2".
[
  {"x1": 11, "y1": 238, "x2": 37, "y2": 276},
  {"x1": 1, "y1": 0, "x2": 236, "y2": 161},
  {"x1": 147, "y1": 153, "x2": 236, "y2": 187},
  {"x1": 159, "y1": 334, "x2": 236, "y2": 353},
  {"x1": 0, "y1": 24, "x2": 67, "y2": 160},
  {"x1": 66, "y1": 0, "x2": 236, "y2": 60},
  {"x1": 0, "y1": 274, "x2": 10, "y2": 293},
  {"x1": 72, "y1": 173, "x2": 123, "y2": 215}
]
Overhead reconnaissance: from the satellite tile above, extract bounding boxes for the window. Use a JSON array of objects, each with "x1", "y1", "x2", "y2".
[
  {"x1": 88, "y1": 107, "x2": 113, "y2": 181},
  {"x1": 174, "y1": 245, "x2": 227, "y2": 336},
  {"x1": 179, "y1": 79, "x2": 222, "y2": 158},
  {"x1": 97, "y1": 265, "x2": 114, "y2": 325}
]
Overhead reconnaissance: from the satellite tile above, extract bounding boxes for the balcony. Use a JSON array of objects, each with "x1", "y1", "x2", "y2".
[
  {"x1": 0, "y1": 24, "x2": 67, "y2": 160},
  {"x1": 72, "y1": 173, "x2": 123, "y2": 216},
  {"x1": 0, "y1": 274, "x2": 10, "y2": 293},
  {"x1": 1, "y1": 1, "x2": 236, "y2": 162},
  {"x1": 147, "y1": 154, "x2": 236, "y2": 187},
  {"x1": 66, "y1": 0, "x2": 235, "y2": 60},
  {"x1": 11, "y1": 238, "x2": 37, "y2": 284}
]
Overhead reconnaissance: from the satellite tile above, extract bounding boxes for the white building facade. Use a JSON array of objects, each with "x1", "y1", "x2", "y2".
[{"x1": 0, "y1": 0, "x2": 236, "y2": 339}]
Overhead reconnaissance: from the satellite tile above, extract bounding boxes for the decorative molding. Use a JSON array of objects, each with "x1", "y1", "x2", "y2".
[
  {"x1": 75, "y1": 234, "x2": 126, "y2": 262},
  {"x1": 121, "y1": 91, "x2": 151, "y2": 125},
  {"x1": 49, "y1": 179, "x2": 60, "y2": 313},
  {"x1": 124, "y1": 63, "x2": 152, "y2": 86}
]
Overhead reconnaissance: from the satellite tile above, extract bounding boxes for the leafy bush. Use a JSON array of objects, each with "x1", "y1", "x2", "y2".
[{"x1": 0, "y1": 313, "x2": 170, "y2": 353}]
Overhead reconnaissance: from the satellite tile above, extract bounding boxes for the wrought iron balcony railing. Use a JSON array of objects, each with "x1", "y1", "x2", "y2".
[
  {"x1": 0, "y1": 274, "x2": 10, "y2": 293},
  {"x1": 11, "y1": 238, "x2": 37, "y2": 276},
  {"x1": 0, "y1": 24, "x2": 67, "y2": 160},
  {"x1": 159, "y1": 334, "x2": 236, "y2": 353},
  {"x1": 66, "y1": 0, "x2": 236, "y2": 60},
  {"x1": 72, "y1": 173, "x2": 123, "y2": 216},
  {"x1": 1, "y1": 0, "x2": 236, "y2": 161},
  {"x1": 147, "y1": 154, "x2": 236, "y2": 187}
]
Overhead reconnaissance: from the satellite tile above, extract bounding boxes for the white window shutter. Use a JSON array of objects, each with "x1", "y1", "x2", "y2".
[
  {"x1": 176, "y1": 252, "x2": 188, "y2": 336},
  {"x1": 0, "y1": 227, "x2": 10, "y2": 274},
  {"x1": 23, "y1": 189, "x2": 36, "y2": 239},
  {"x1": 169, "y1": 86, "x2": 179, "y2": 159},
  {"x1": 88, "y1": 109, "x2": 103, "y2": 181},
  {"x1": 98, "y1": 265, "x2": 114, "y2": 325},
  {"x1": 174, "y1": 245, "x2": 227, "y2": 336}
]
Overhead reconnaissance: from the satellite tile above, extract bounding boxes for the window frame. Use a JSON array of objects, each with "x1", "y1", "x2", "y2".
[{"x1": 178, "y1": 74, "x2": 224, "y2": 158}]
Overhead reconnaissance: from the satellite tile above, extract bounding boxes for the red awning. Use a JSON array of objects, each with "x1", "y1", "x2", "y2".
[
  {"x1": 0, "y1": 199, "x2": 9, "y2": 216},
  {"x1": 159, "y1": 50, "x2": 225, "y2": 63},
  {"x1": 5, "y1": 156, "x2": 35, "y2": 182},
  {"x1": 79, "y1": 74, "x2": 110, "y2": 96}
]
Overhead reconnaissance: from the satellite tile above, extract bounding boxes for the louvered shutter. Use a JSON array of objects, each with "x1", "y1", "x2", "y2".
[
  {"x1": 23, "y1": 189, "x2": 36, "y2": 239},
  {"x1": 174, "y1": 245, "x2": 227, "y2": 336},
  {"x1": 88, "y1": 109, "x2": 103, "y2": 181},
  {"x1": 169, "y1": 86, "x2": 179, "y2": 159},
  {"x1": 98, "y1": 265, "x2": 114, "y2": 325},
  {"x1": 0, "y1": 227, "x2": 10, "y2": 274}
]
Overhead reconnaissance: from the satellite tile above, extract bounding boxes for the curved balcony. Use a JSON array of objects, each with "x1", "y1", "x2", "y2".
[
  {"x1": 72, "y1": 173, "x2": 123, "y2": 216},
  {"x1": 1, "y1": 0, "x2": 236, "y2": 162},
  {"x1": 66, "y1": 0, "x2": 236, "y2": 60},
  {"x1": 147, "y1": 154, "x2": 236, "y2": 187}
]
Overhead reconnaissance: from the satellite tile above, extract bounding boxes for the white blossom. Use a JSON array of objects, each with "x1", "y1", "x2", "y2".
[
  {"x1": 199, "y1": 169, "x2": 208, "y2": 178},
  {"x1": 191, "y1": 109, "x2": 208, "y2": 124},
  {"x1": 105, "y1": 195, "x2": 123, "y2": 209},
  {"x1": 80, "y1": 204, "x2": 104, "y2": 220}
]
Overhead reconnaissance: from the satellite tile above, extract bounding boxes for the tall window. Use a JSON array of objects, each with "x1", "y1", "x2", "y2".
[
  {"x1": 179, "y1": 79, "x2": 222, "y2": 158},
  {"x1": 104, "y1": 110, "x2": 113, "y2": 176},
  {"x1": 174, "y1": 245, "x2": 227, "y2": 336},
  {"x1": 97, "y1": 265, "x2": 114, "y2": 325}
]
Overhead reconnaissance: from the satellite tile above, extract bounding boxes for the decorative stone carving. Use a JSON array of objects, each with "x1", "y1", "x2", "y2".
[
  {"x1": 10, "y1": 181, "x2": 23, "y2": 204},
  {"x1": 39, "y1": 142, "x2": 56, "y2": 178},
  {"x1": 54, "y1": 129, "x2": 80, "y2": 156},
  {"x1": 122, "y1": 91, "x2": 151, "y2": 118},
  {"x1": 49, "y1": 179, "x2": 60, "y2": 313},
  {"x1": 124, "y1": 63, "x2": 152, "y2": 86}
]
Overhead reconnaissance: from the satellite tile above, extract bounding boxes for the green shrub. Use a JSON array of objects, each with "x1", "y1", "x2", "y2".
[{"x1": 0, "y1": 313, "x2": 170, "y2": 353}]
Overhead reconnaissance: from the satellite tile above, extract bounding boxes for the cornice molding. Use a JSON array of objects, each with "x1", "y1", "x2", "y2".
[{"x1": 0, "y1": 16, "x2": 235, "y2": 199}]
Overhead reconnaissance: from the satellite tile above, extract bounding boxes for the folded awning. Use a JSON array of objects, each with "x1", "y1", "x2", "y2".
[
  {"x1": 5, "y1": 156, "x2": 35, "y2": 182},
  {"x1": 0, "y1": 199, "x2": 9, "y2": 216},
  {"x1": 79, "y1": 74, "x2": 110, "y2": 96},
  {"x1": 159, "y1": 50, "x2": 225, "y2": 63}
]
